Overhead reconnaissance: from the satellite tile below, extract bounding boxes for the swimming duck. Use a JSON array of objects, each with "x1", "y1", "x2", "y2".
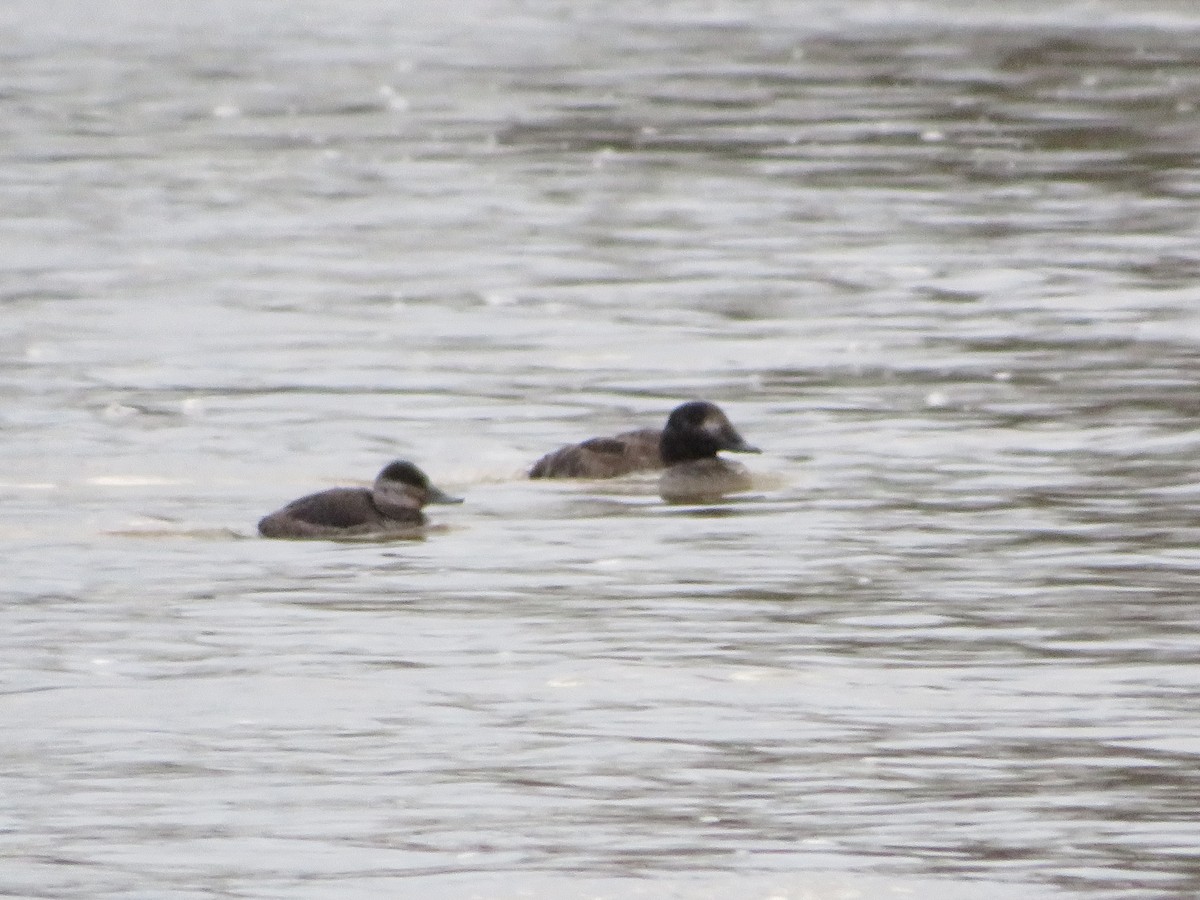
[
  {"x1": 258, "y1": 460, "x2": 462, "y2": 540},
  {"x1": 529, "y1": 400, "x2": 758, "y2": 485},
  {"x1": 657, "y1": 400, "x2": 761, "y2": 502}
]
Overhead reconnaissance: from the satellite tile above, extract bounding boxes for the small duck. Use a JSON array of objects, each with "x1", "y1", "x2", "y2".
[
  {"x1": 528, "y1": 400, "x2": 758, "y2": 484},
  {"x1": 258, "y1": 460, "x2": 462, "y2": 540},
  {"x1": 657, "y1": 400, "x2": 761, "y2": 502}
]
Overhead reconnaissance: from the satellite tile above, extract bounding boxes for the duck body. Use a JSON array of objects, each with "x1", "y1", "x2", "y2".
[
  {"x1": 258, "y1": 460, "x2": 461, "y2": 540},
  {"x1": 529, "y1": 427, "x2": 663, "y2": 479},
  {"x1": 528, "y1": 400, "x2": 761, "y2": 501},
  {"x1": 257, "y1": 487, "x2": 419, "y2": 539}
]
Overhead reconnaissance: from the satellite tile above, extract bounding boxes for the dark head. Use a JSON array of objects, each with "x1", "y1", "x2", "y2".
[
  {"x1": 659, "y1": 401, "x2": 761, "y2": 465},
  {"x1": 374, "y1": 460, "x2": 463, "y2": 506}
]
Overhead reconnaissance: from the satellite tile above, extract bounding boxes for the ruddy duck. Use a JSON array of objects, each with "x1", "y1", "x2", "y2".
[{"x1": 258, "y1": 460, "x2": 461, "y2": 540}]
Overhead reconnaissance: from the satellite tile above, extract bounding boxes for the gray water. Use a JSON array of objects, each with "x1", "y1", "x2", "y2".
[{"x1": 4, "y1": 0, "x2": 1200, "y2": 897}]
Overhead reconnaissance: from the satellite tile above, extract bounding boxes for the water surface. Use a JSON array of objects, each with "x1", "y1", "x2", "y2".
[{"x1": 3, "y1": 1, "x2": 1200, "y2": 897}]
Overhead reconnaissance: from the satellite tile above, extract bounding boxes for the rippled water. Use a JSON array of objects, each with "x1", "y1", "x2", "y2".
[{"x1": 4, "y1": 1, "x2": 1200, "y2": 897}]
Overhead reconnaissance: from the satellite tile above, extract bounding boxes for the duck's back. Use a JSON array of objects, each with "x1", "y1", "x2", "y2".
[
  {"x1": 257, "y1": 487, "x2": 417, "y2": 539},
  {"x1": 529, "y1": 427, "x2": 663, "y2": 479}
]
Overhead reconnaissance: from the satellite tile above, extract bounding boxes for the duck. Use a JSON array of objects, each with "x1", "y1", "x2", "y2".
[
  {"x1": 528, "y1": 400, "x2": 759, "y2": 485},
  {"x1": 656, "y1": 400, "x2": 761, "y2": 502},
  {"x1": 258, "y1": 460, "x2": 462, "y2": 540}
]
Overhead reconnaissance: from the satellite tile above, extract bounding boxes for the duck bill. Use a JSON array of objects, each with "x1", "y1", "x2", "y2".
[
  {"x1": 427, "y1": 486, "x2": 465, "y2": 504},
  {"x1": 722, "y1": 432, "x2": 761, "y2": 454}
]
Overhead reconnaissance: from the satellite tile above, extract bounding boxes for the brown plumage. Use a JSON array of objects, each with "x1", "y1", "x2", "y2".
[
  {"x1": 528, "y1": 427, "x2": 663, "y2": 479},
  {"x1": 258, "y1": 460, "x2": 461, "y2": 540},
  {"x1": 528, "y1": 401, "x2": 760, "y2": 481}
]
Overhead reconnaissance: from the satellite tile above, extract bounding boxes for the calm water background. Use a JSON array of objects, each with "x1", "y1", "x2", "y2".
[{"x1": 3, "y1": 0, "x2": 1200, "y2": 897}]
